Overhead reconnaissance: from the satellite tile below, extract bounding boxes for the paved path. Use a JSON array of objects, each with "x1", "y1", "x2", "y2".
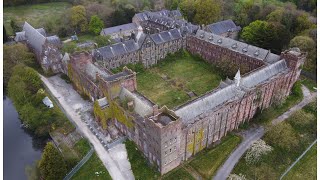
[
  {"x1": 64, "y1": 147, "x2": 94, "y2": 180},
  {"x1": 213, "y1": 126, "x2": 265, "y2": 180},
  {"x1": 41, "y1": 75, "x2": 134, "y2": 180},
  {"x1": 272, "y1": 85, "x2": 316, "y2": 125},
  {"x1": 213, "y1": 85, "x2": 316, "y2": 180}
]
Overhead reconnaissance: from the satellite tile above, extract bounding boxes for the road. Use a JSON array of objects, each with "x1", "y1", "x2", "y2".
[
  {"x1": 213, "y1": 85, "x2": 316, "y2": 180},
  {"x1": 213, "y1": 126, "x2": 265, "y2": 180},
  {"x1": 41, "y1": 74, "x2": 134, "y2": 180}
]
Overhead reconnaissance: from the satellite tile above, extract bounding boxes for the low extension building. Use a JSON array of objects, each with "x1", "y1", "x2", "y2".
[{"x1": 205, "y1": 19, "x2": 241, "y2": 39}]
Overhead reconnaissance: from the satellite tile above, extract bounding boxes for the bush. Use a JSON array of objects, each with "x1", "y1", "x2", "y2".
[
  {"x1": 287, "y1": 110, "x2": 315, "y2": 130},
  {"x1": 264, "y1": 123, "x2": 298, "y2": 151}
]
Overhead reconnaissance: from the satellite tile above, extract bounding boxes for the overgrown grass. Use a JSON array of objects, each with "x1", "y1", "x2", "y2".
[
  {"x1": 283, "y1": 143, "x2": 317, "y2": 180},
  {"x1": 73, "y1": 139, "x2": 91, "y2": 158},
  {"x1": 115, "y1": 51, "x2": 223, "y2": 108},
  {"x1": 72, "y1": 153, "x2": 112, "y2": 180},
  {"x1": 250, "y1": 81, "x2": 303, "y2": 125},
  {"x1": 4, "y1": 2, "x2": 71, "y2": 35},
  {"x1": 300, "y1": 75, "x2": 317, "y2": 92},
  {"x1": 189, "y1": 134, "x2": 242, "y2": 179},
  {"x1": 162, "y1": 166, "x2": 195, "y2": 180},
  {"x1": 125, "y1": 140, "x2": 161, "y2": 180},
  {"x1": 232, "y1": 100, "x2": 317, "y2": 179}
]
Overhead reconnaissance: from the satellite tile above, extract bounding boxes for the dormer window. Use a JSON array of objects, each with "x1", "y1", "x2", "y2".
[
  {"x1": 242, "y1": 47, "x2": 248, "y2": 53},
  {"x1": 209, "y1": 35, "x2": 213, "y2": 41},
  {"x1": 227, "y1": 29, "x2": 232, "y2": 32},
  {"x1": 200, "y1": 33, "x2": 204, "y2": 38},
  {"x1": 217, "y1": 39, "x2": 222, "y2": 44},
  {"x1": 232, "y1": 43, "x2": 237, "y2": 49},
  {"x1": 254, "y1": 50, "x2": 260, "y2": 56}
]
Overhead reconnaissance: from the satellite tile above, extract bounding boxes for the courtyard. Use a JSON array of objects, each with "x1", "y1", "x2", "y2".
[{"x1": 116, "y1": 51, "x2": 223, "y2": 109}]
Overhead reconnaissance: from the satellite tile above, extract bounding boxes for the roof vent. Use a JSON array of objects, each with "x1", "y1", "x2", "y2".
[
  {"x1": 217, "y1": 38, "x2": 222, "y2": 44},
  {"x1": 227, "y1": 29, "x2": 232, "y2": 32},
  {"x1": 209, "y1": 35, "x2": 213, "y2": 41},
  {"x1": 200, "y1": 33, "x2": 204, "y2": 38},
  {"x1": 232, "y1": 43, "x2": 237, "y2": 49},
  {"x1": 254, "y1": 50, "x2": 260, "y2": 56},
  {"x1": 242, "y1": 47, "x2": 248, "y2": 53}
]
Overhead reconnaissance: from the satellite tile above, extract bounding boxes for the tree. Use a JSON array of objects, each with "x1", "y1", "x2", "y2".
[
  {"x1": 264, "y1": 123, "x2": 298, "y2": 151},
  {"x1": 289, "y1": 36, "x2": 315, "y2": 52},
  {"x1": 241, "y1": 20, "x2": 288, "y2": 52},
  {"x1": 89, "y1": 15, "x2": 104, "y2": 35},
  {"x1": 70, "y1": 5, "x2": 88, "y2": 33},
  {"x1": 3, "y1": 43, "x2": 34, "y2": 90},
  {"x1": 245, "y1": 139, "x2": 273, "y2": 165},
  {"x1": 94, "y1": 35, "x2": 113, "y2": 47},
  {"x1": 110, "y1": 5, "x2": 136, "y2": 26},
  {"x1": 179, "y1": 0, "x2": 196, "y2": 22},
  {"x1": 193, "y1": 0, "x2": 222, "y2": 25},
  {"x1": 10, "y1": 19, "x2": 20, "y2": 33},
  {"x1": 39, "y1": 142, "x2": 67, "y2": 180}
]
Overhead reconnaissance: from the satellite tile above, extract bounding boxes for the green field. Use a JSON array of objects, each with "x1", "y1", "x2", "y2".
[
  {"x1": 125, "y1": 141, "x2": 161, "y2": 180},
  {"x1": 162, "y1": 166, "x2": 195, "y2": 180},
  {"x1": 4, "y1": 2, "x2": 71, "y2": 35},
  {"x1": 284, "y1": 143, "x2": 317, "y2": 180},
  {"x1": 233, "y1": 100, "x2": 317, "y2": 179},
  {"x1": 132, "y1": 51, "x2": 222, "y2": 108},
  {"x1": 72, "y1": 153, "x2": 112, "y2": 180},
  {"x1": 189, "y1": 134, "x2": 242, "y2": 179}
]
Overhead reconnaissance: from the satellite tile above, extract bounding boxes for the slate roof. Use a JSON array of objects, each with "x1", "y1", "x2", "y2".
[
  {"x1": 206, "y1": 20, "x2": 241, "y2": 35},
  {"x1": 104, "y1": 71, "x2": 130, "y2": 81},
  {"x1": 241, "y1": 59, "x2": 288, "y2": 88},
  {"x1": 84, "y1": 63, "x2": 110, "y2": 81},
  {"x1": 23, "y1": 22, "x2": 46, "y2": 54},
  {"x1": 150, "y1": 29, "x2": 182, "y2": 44},
  {"x1": 14, "y1": 31, "x2": 26, "y2": 42},
  {"x1": 119, "y1": 87, "x2": 153, "y2": 117},
  {"x1": 195, "y1": 30, "x2": 280, "y2": 63},
  {"x1": 101, "y1": 23, "x2": 137, "y2": 35},
  {"x1": 46, "y1": 35, "x2": 61, "y2": 46},
  {"x1": 170, "y1": 10, "x2": 182, "y2": 18}
]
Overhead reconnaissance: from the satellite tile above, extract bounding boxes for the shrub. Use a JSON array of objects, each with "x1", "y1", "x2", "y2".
[{"x1": 245, "y1": 139, "x2": 273, "y2": 165}]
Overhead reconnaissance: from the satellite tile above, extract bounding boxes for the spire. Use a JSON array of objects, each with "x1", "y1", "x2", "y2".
[{"x1": 234, "y1": 69, "x2": 241, "y2": 87}]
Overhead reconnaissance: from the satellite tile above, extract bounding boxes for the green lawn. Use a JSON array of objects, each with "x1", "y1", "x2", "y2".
[
  {"x1": 125, "y1": 141, "x2": 161, "y2": 180},
  {"x1": 189, "y1": 134, "x2": 242, "y2": 179},
  {"x1": 162, "y1": 166, "x2": 195, "y2": 180},
  {"x1": 284, "y1": 143, "x2": 317, "y2": 180},
  {"x1": 4, "y1": 2, "x2": 71, "y2": 35},
  {"x1": 232, "y1": 100, "x2": 317, "y2": 180},
  {"x1": 120, "y1": 51, "x2": 223, "y2": 108},
  {"x1": 72, "y1": 153, "x2": 112, "y2": 180},
  {"x1": 300, "y1": 75, "x2": 317, "y2": 92}
]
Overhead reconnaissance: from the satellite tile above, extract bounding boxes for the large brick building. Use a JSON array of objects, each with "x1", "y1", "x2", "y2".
[
  {"x1": 89, "y1": 22, "x2": 305, "y2": 174},
  {"x1": 21, "y1": 9, "x2": 305, "y2": 175}
]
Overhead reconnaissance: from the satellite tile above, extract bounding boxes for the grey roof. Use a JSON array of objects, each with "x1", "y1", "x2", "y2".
[
  {"x1": 170, "y1": 10, "x2": 182, "y2": 18},
  {"x1": 104, "y1": 71, "x2": 130, "y2": 81},
  {"x1": 134, "y1": 12, "x2": 150, "y2": 21},
  {"x1": 175, "y1": 84, "x2": 242, "y2": 123},
  {"x1": 95, "y1": 46, "x2": 115, "y2": 59},
  {"x1": 46, "y1": 35, "x2": 61, "y2": 45},
  {"x1": 23, "y1": 22, "x2": 46, "y2": 54},
  {"x1": 119, "y1": 87, "x2": 153, "y2": 117},
  {"x1": 195, "y1": 30, "x2": 280, "y2": 63},
  {"x1": 150, "y1": 29, "x2": 182, "y2": 44},
  {"x1": 36, "y1": 28, "x2": 46, "y2": 36},
  {"x1": 206, "y1": 20, "x2": 241, "y2": 35},
  {"x1": 14, "y1": 31, "x2": 26, "y2": 42},
  {"x1": 85, "y1": 63, "x2": 110, "y2": 81},
  {"x1": 62, "y1": 53, "x2": 70, "y2": 62},
  {"x1": 123, "y1": 39, "x2": 139, "y2": 52},
  {"x1": 169, "y1": 28, "x2": 182, "y2": 39},
  {"x1": 101, "y1": 23, "x2": 137, "y2": 35},
  {"x1": 241, "y1": 59, "x2": 288, "y2": 88},
  {"x1": 111, "y1": 43, "x2": 127, "y2": 56},
  {"x1": 97, "y1": 97, "x2": 109, "y2": 108}
]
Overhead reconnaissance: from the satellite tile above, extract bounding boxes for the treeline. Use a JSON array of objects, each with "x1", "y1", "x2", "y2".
[
  {"x1": 5, "y1": 43, "x2": 73, "y2": 137},
  {"x1": 4, "y1": 0, "x2": 71, "y2": 7}
]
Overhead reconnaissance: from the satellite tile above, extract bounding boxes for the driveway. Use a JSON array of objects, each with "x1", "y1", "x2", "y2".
[{"x1": 41, "y1": 74, "x2": 134, "y2": 180}]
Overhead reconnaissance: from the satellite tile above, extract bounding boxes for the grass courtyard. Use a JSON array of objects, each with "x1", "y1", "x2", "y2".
[{"x1": 113, "y1": 51, "x2": 223, "y2": 109}]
